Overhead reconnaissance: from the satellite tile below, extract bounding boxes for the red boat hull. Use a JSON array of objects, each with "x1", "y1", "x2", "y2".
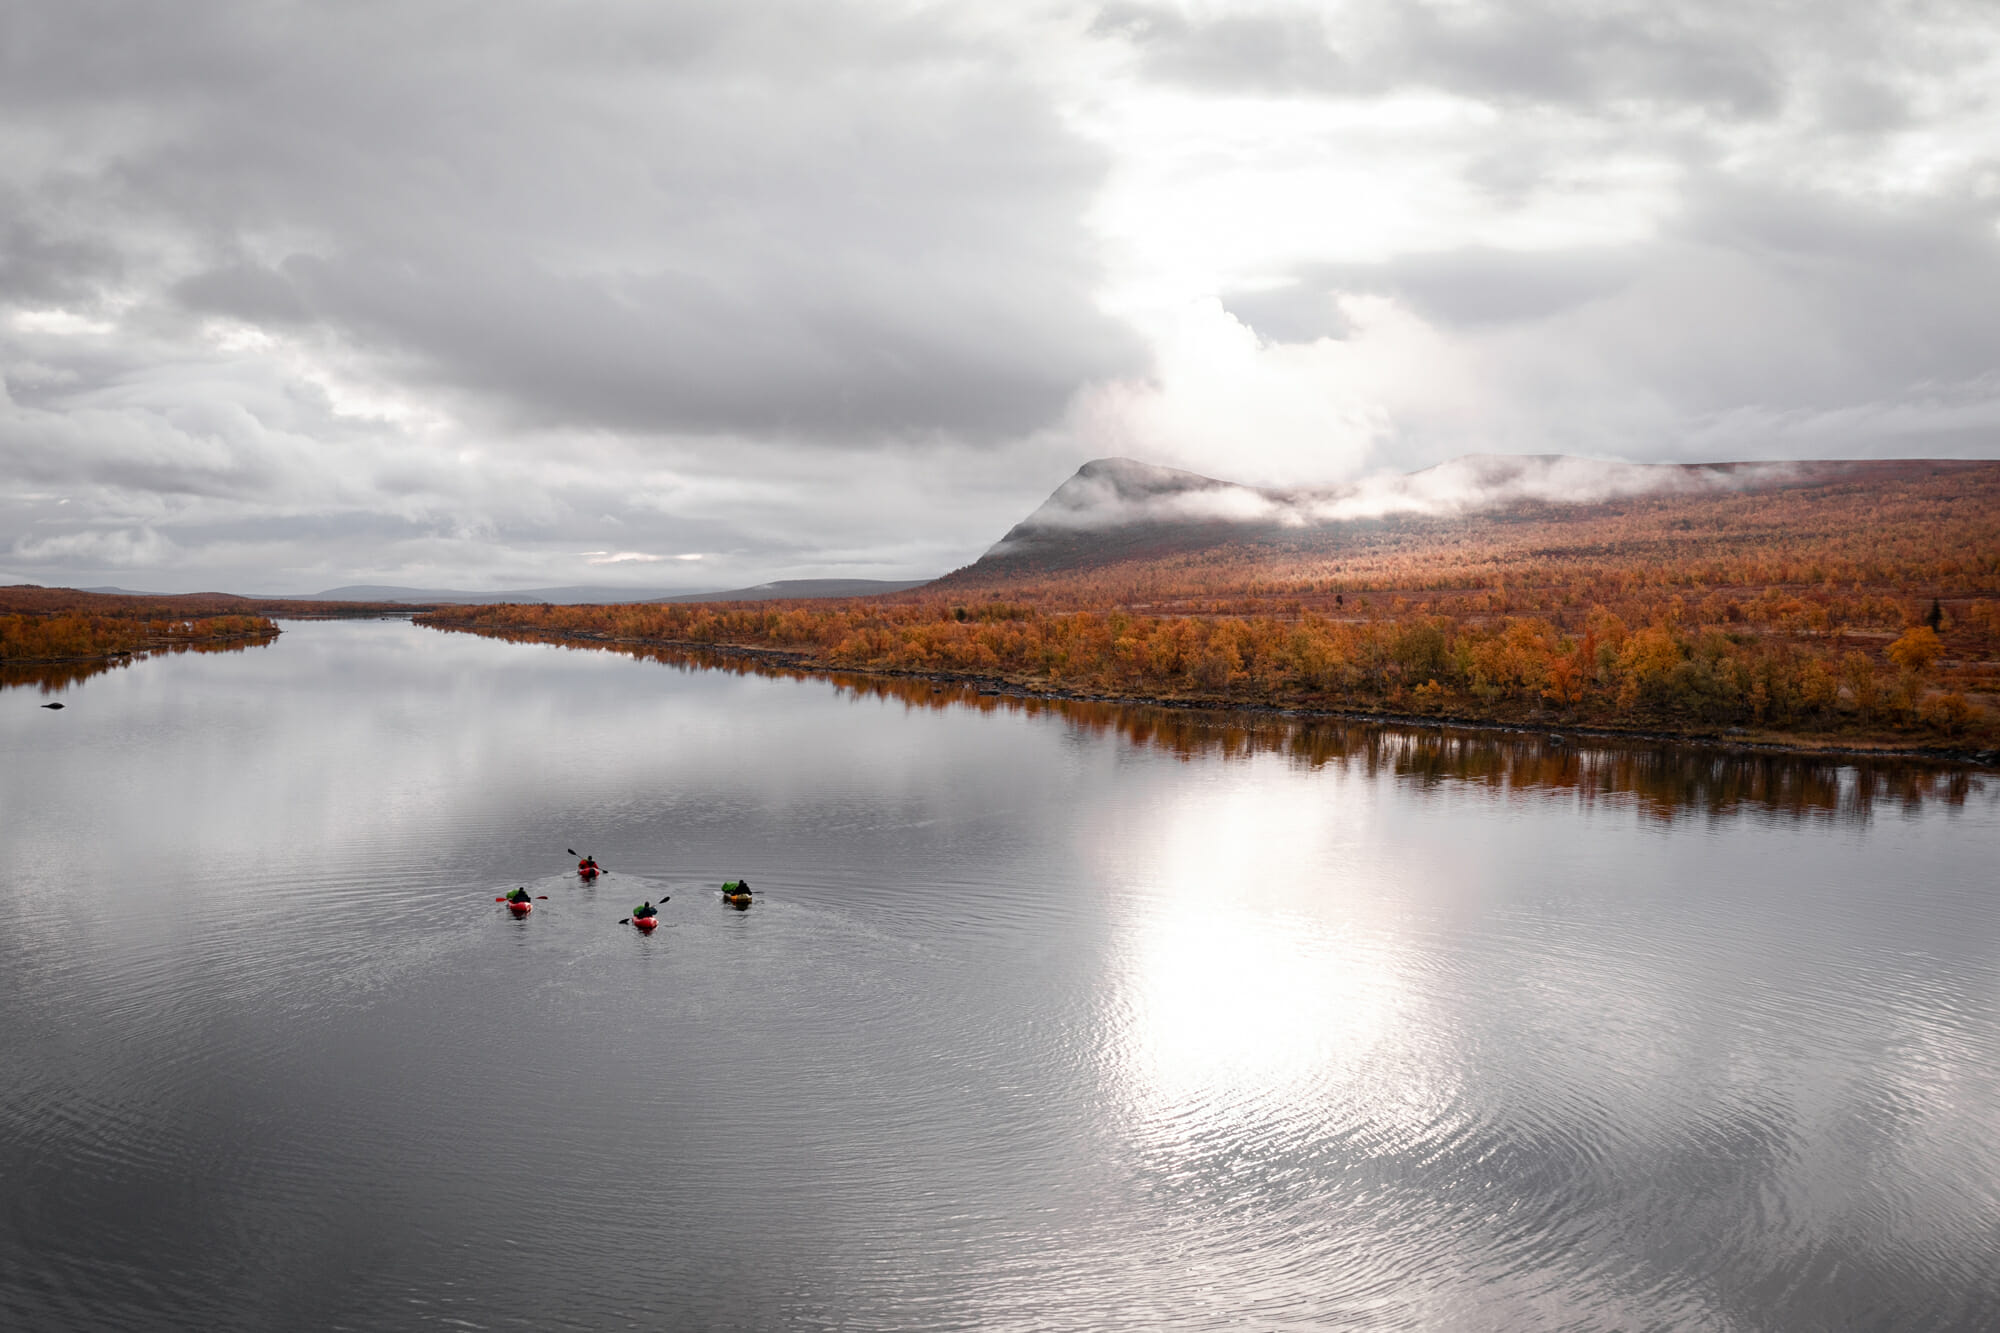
[
  {"x1": 633, "y1": 914, "x2": 658, "y2": 930},
  {"x1": 507, "y1": 900, "x2": 532, "y2": 915},
  {"x1": 578, "y1": 867, "x2": 599, "y2": 879}
]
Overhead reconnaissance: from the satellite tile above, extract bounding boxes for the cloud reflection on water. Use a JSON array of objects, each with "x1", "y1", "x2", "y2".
[{"x1": 0, "y1": 635, "x2": 278, "y2": 693}]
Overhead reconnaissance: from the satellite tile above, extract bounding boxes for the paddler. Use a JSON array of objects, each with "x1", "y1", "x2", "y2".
[
  {"x1": 505, "y1": 886, "x2": 532, "y2": 904},
  {"x1": 633, "y1": 900, "x2": 658, "y2": 920}
]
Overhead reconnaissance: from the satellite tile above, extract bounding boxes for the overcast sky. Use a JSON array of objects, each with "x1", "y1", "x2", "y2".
[{"x1": 4, "y1": 1, "x2": 1998, "y2": 593}]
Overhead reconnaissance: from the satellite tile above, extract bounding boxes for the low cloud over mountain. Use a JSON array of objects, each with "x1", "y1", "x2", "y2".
[{"x1": 968, "y1": 453, "x2": 1912, "y2": 577}]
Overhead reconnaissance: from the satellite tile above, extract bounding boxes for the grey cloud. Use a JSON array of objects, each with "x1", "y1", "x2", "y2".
[
  {"x1": 1388, "y1": 3, "x2": 1782, "y2": 117},
  {"x1": 1232, "y1": 248, "x2": 1641, "y2": 340},
  {"x1": 1240, "y1": 169, "x2": 2000, "y2": 445},
  {"x1": 275, "y1": 230, "x2": 1121, "y2": 437},
  {"x1": 2, "y1": 401, "x2": 300, "y2": 504},
  {"x1": 1101, "y1": 1, "x2": 1785, "y2": 115},
  {"x1": 1814, "y1": 75, "x2": 1911, "y2": 136},
  {"x1": 1219, "y1": 284, "x2": 1352, "y2": 344},
  {"x1": 1661, "y1": 178, "x2": 2000, "y2": 407},
  {"x1": 7, "y1": 523, "x2": 176, "y2": 570},
  {"x1": 6, "y1": 0, "x2": 1142, "y2": 440},
  {"x1": 1380, "y1": 249, "x2": 1639, "y2": 328},
  {"x1": 0, "y1": 215, "x2": 123, "y2": 308},
  {"x1": 0, "y1": 291, "x2": 1067, "y2": 591},
  {"x1": 1090, "y1": 0, "x2": 2000, "y2": 138},
  {"x1": 173, "y1": 262, "x2": 311, "y2": 326},
  {"x1": 154, "y1": 510, "x2": 454, "y2": 548},
  {"x1": 1093, "y1": 5, "x2": 1350, "y2": 93}
]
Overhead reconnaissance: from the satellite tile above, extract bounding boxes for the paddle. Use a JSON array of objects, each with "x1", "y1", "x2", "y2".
[{"x1": 620, "y1": 896, "x2": 669, "y2": 925}]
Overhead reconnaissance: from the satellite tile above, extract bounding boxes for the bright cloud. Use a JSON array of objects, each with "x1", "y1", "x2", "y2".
[{"x1": 579, "y1": 551, "x2": 706, "y2": 566}]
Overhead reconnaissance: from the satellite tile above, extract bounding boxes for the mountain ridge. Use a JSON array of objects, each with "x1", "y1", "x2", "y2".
[{"x1": 947, "y1": 453, "x2": 1988, "y2": 583}]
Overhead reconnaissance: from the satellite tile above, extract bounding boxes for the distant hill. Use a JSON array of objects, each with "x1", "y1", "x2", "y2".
[
  {"x1": 941, "y1": 454, "x2": 1995, "y2": 585},
  {"x1": 304, "y1": 584, "x2": 703, "y2": 605},
  {"x1": 300, "y1": 579, "x2": 930, "y2": 605},
  {"x1": 650, "y1": 578, "x2": 932, "y2": 603}
]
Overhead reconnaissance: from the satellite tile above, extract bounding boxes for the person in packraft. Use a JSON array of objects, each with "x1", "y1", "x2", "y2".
[{"x1": 506, "y1": 887, "x2": 531, "y2": 904}]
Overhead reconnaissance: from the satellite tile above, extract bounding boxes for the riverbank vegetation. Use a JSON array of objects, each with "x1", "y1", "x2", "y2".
[
  {"x1": 416, "y1": 597, "x2": 1994, "y2": 749},
  {"x1": 0, "y1": 585, "x2": 414, "y2": 666},
  {"x1": 1, "y1": 608, "x2": 279, "y2": 664}
]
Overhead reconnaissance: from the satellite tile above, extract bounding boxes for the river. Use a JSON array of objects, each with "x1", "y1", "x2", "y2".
[{"x1": 3, "y1": 617, "x2": 1996, "y2": 1330}]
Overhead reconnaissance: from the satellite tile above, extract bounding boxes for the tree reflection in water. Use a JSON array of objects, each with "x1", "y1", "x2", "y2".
[
  {"x1": 0, "y1": 636, "x2": 278, "y2": 695},
  {"x1": 443, "y1": 629, "x2": 1991, "y2": 825}
]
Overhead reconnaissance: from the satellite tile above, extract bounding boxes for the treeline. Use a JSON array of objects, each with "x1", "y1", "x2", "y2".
[
  {"x1": 0, "y1": 611, "x2": 280, "y2": 664},
  {"x1": 416, "y1": 597, "x2": 1994, "y2": 745}
]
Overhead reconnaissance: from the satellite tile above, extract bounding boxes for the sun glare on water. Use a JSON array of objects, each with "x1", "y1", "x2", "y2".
[{"x1": 1098, "y1": 771, "x2": 1443, "y2": 1150}]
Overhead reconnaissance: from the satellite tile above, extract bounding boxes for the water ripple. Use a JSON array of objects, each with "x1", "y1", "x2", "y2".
[{"x1": 3, "y1": 619, "x2": 1998, "y2": 1330}]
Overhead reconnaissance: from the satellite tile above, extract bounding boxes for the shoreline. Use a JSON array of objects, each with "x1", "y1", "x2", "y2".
[
  {"x1": 424, "y1": 623, "x2": 2000, "y2": 770},
  {"x1": 1, "y1": 628, "x2": 282, "y2": 671}
]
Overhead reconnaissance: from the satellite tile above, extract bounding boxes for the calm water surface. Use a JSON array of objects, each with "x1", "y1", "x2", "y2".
[{"x1": 2, "y1": 618, "x2": 1997, "y2": 1330}]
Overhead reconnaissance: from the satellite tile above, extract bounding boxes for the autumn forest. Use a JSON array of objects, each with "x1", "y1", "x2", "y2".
[{"x1": 413, "y1": 460, "x2": 2000, "y2": 755}]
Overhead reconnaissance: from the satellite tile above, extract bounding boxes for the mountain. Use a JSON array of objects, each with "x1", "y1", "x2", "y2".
[
  {"x1": 943, "y1": 454, "x2": 1989, "y2": 583},
  {"x1": 958, "y1": 458, "x2": 1295, "y2": 574}
]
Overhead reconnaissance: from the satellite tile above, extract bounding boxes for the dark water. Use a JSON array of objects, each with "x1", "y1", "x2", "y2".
[{"x1": 3, "y1": 618, "x2": 1996, "y2": 1331}]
